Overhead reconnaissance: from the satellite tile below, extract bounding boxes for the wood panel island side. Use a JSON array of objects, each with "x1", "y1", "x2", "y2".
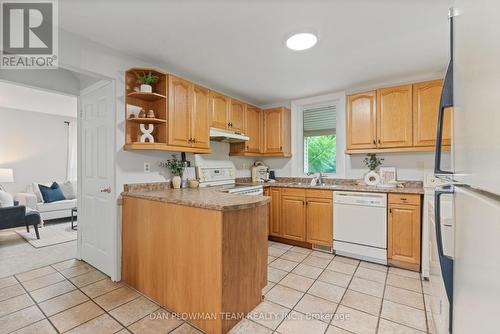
[{"x1": 121, "y1": 186, "x2": 269, "y2": 334}]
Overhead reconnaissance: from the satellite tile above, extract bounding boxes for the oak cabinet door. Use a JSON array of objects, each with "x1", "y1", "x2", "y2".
[
  {"x1": 192, "y1": 85, "x2": 210, "y2": 149},
  {"x1": 377, "y1": 85, "x2": 413, "y2": 148},
  {"x1": 263, "y1": 108, "x2": 283, "y2": 154},
  {"x1": 306, "y1": 198, "x2": 333, "y2": 246},
  {"x1": 209, "y1": 91, "x2": 230, "y2": 129},
  {"x1": 347, "y1": 91, "x2": 377, "y2": 149},
  {"x1": 245, "y1": 105, "x2": 262, "y2": 153},
  {"x1": 229, "y1": 99, "x2": 246, "y2": 133},
  {"x1": 413, "y1": 80, "x2": 452, "y2": 147},
  {"x1": 269, "y1": 188, "x2": 282, "y2": 236},
  {"x1": 168, "y1": 75, "x2": 192, "y2": 147},
  {"x1": 388, "y1": 204, "x2": 421, "y2": 266},
  {"x1": 281, "y1": 195, "x2": 306, "y2": 241}
]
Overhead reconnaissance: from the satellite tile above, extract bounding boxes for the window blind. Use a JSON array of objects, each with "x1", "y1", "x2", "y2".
[{"x1": 303, "y1": 105, "x2": 336, "y2": 137}]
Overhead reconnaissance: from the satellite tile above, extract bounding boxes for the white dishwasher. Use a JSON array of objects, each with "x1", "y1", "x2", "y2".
[{"x1": 334, "y1": 191, "x2": 387, "y2": 265}]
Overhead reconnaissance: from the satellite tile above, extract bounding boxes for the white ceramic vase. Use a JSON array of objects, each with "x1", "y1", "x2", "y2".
[
  {"x1": 172, "y1": 176, "x2": 182, "y2": 189},
  {"x1": 140, "y1": 84, "x2": 152, "y2": 93},
  {"x1": 364, "y1": 170, "x2": 381, "y2": 186}
]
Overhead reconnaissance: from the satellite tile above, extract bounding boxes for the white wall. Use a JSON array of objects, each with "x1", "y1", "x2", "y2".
[{"x1": 0, "y1": 107, "x2": 76, "y2": 193}]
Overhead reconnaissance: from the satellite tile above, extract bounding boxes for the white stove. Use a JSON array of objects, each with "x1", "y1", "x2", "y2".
[{"x1": 196, "y1": 166, "x2": 263, "y2": 195}]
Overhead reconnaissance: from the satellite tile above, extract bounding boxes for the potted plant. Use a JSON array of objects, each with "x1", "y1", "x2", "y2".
[
  {"x1": 136, "y1": 72, "x2": 159, "y2": 93},
  {"x1": 160, "y1": 154, "x2": 184, "y2": 189},
  {"x1": 363, "y1": 153, "x2": 384, "y2": 186}
]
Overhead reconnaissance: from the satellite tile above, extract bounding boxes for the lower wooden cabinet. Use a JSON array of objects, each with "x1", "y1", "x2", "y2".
[
  {"x1": 281, "y1": 194, "x2": 306, "y2": 241},
  {"x1": 306, "y1": 197, "x2": 333, "y2": 247},
  {"x1": 268, "y1": 188, "x2": 282, "y2": 237},
  {"x1": 388, "y1": 194, "x2": 422, "y2": 271}
]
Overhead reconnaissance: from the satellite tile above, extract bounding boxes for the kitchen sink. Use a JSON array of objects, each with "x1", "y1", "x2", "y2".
[{"x1": 287, "y1": 182, "x2": 308, "y2": 186}]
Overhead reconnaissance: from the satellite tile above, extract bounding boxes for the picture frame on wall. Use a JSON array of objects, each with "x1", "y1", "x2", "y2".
[{"x1": 379, "y1": 167, "x2": 397, "y2": 185}]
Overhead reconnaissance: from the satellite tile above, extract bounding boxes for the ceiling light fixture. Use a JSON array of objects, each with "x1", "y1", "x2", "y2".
[{"x1": 286, "y1": 33, "x2": 318, "y2": 51}]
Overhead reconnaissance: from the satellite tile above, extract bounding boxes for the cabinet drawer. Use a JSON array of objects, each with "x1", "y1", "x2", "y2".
[
  {"x1": 305, "y1": 189, "x2": 333, "y2": 199},
  {"x1": 281, "y1": 187, "x2": 306, "y2": 197},
  {"x1": 388, "y1": 193, "x2": 420, "y2": 205}
]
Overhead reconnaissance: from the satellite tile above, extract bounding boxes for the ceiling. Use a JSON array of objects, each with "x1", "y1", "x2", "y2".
[{"x1": 60, "y1": 0, "x2": 453, "y2": 105}]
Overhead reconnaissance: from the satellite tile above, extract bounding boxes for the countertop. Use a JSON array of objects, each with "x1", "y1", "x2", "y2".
[{"x1": 122, "y1": 186, "x2": 270, "y2": 211}]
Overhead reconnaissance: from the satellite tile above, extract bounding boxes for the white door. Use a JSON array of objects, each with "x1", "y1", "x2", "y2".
[{"x1": 78, "y1": 81, "x2": 116, "y2": 279}]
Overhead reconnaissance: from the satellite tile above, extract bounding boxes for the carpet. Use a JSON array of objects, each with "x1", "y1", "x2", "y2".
[{"x1": 16, "y1": 222, "x2": 77, "y2": 248}]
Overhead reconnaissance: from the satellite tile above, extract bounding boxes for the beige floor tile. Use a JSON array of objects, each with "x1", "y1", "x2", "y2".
[
  {"x1": 69, "y1": 270, "x2": 106, "y2": 287},
  {"x1": 272, "y1": 243, "x2": 293, "y2": 250},
  {"x1": 66, "y1": 313, "x2": 123, "y2": 334},
  {"x1": 311, "y1": 251, "x2": 335, "y2": 259},
  {"x1": 267, "y1": 256, "x2": 276, "y2": 264},
  {"x1": 291, "y1": 263, "x2": 324, "y2": 279},
  {"x1": 0, "y1": 305, "x2": 45, "y2": 334},
  {"x1": 318, "y1": 269, "x2": 352, "y2": 288},
  {"x1": 332, "y1": 305, "x2": 378, "y2": 334},
  {"x1": 386, "y1": 274, "x2": 422, "y2": 293},
  {"x1": 302, "y1": 255, "x2": 331, "y2": 269},
  {"x1": 30, "y1": 280, "x2": 76, "y2": 303},
  {"x1": 170, "y1": 322, "x2": 204, "y2": 334},
  {"x1": 109, "y1": 296, "x2": 159, "y2": 326},
  {"x1": 293, "y1": 293, "x2": 337, "y2": 323},
  {"x1": 276, "y1": 310, "x2": 328, "y2": 334},
  {"x1": 279, "y1": 273, "x2": 314, "y2": 292},
  {"x1": 59, "y1": 263, "x2": 96, "y2": 279},
  {"x1": 51, "y1": 259, "x2": 85, "y2": 272},
  {"x1": 0, "y1": 283, "x2": 25, "y2": 302},
  {"x1": 381, "y1": 300, "x2": 427, "y2": 332},
  {"x1": 0, "y1": 294, "x2": 34, "y2": 318},
  {"x1": 49, "y1": 300, "x2": 104, "y2": 333},
  {"x1": 388, "y1": 267, "x2": 421, "y2": 280},
  {"x1": 15, "y1": 266, "x2": 56, "y2": 282},
  {"x1": 262, "y1": 281, "x2": 275, "y2": 294},
  {"x1": 348, "y1": 277, "x2": 385, "y2": 298},
  {"x1": 268, "y1": 267, "x2": 287, "y2": 283},
  {"x1": 359, "y1": 261, "x2": 388, "y2": 273},
  {"x1": 290, "y1": 246, "x2": 312, "y2": 255},
  {"x1": 308, "y1": 281, "x2": 345, "y2": 303},
  {"x1": 247, "y1": 301, "x2": 290, "y2": 330},
  {"x1": 326, "y1": 325, "x2": 353, "y2": 334},
  {"x1": 21, "y1": 272, "x2": 66, "y2": 292},
  {"x1": 265, "y1": 284, "x2": 304, "y2": 308},
  {"x1": 378, "y1": 318, "x2": 426, "y2": 334},
  {"x1": 0, "y1": 276, "x2": 18, "y2": 289},
  {"x1": 94, "y1": 286, "x2": 140, "y2": 311},
  {"x1": 384, "y1": 285, "x2": 425, "y2": 310},
  {"x1": 333, "y1": 256, "x2": 360, "y2": 266},
  {"x1": 327, "y1": 261, "x2": 357, "y2": 275},
  {"x1": 127, "y1": 309, "x2": 184, "y2": 334},
  {"x1": 341, "y1": 290, "x2": 382, "y2": 316},
  {"x1": 354, "y1": 267, "x2": 387, "y2": 284},
  {"x1": 280, "y1": 251, "x2": 308, "y2": 263},
  {"x1": 38, "y1": 290, "x2": 89, "y2": 317},
  {"x1": 228, "y1": 319, "x2": 271, "y2": 334},
  {"x1": 80, "y1": 278, "x2": 123, "y2": 299},
  {"x1": 116, "y1": 329, "x2": 131, "y2": 334},
  {"x1": 268, "y1": 247, "x2": 287, "y2": 257},
  {"x1": 269, "y1": 258, "x2": 299, "y2": 272},
  {"x1": 11, "y1": 319, "x2": 57, "y2": 334}
]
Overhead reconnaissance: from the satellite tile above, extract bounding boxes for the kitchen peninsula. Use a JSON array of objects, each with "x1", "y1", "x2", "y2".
[{"x1": 121, "y1": 183, "x2": 269, "y2": 334}]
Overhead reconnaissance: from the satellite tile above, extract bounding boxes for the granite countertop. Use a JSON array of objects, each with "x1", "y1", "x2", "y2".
[{"x1": 122, "y1": 185, "x2": 270, "y2": 211}]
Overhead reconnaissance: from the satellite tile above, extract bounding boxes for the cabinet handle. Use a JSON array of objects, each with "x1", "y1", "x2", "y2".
[
  {"x1": 400, "y1": 197, "x2": 407, "y2": 201},
  {"x1": 378, "y1": 139, "x2": 381, "y2": 144},
  {"x1": 192, "y1": 138, "x2": 196, "y2": 143},
  {"x1": 389, "y1": 208, "x2": 392, "y2": 214},
  {"x1": 373, "y1": 140, "x2": 376, "y2": 144},
  {"x1": 280, "y1": 146, "x2": 283, "y2": 150},
  {"x1": 188, "y1": 138, "x2": 192, "y2": 143},
  {"x1": 246, "y1": 145, "x2": 249, "y2": 150}
]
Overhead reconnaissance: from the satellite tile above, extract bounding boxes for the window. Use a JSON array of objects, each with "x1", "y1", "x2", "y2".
[{"x1": 303, "y1": 105, "x2": 337, "y2": 174}]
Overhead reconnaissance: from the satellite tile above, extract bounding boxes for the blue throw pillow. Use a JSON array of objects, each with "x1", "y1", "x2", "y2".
[{"x1": 38, "y1": 182, "x2": 66, "y2": 203}]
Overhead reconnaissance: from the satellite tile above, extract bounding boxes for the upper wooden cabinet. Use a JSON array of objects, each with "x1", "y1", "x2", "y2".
[
  {"x1": 263, "y1": 107, "x2": 291, "y2": 157},
  {"x1": 209, "y1": 91, "x2": 230, "y2": 130},
  {"x1": 346, "y1": 80, "x2": 451, "y2": 154},
  {"x1": 377, "y1": 85, "x2": 413, "y2": 148},
  {"x1": 229, "y1": 105, "x2": 262, "y2": 155},
  {"x1": 413, "y1": 80, "x2": 452, "y2": 147},
  {"x1": 191, "y1": 85, "x2": 210, "y2": 149},
  {"x1": 347, "y1": 91, "x2": 377, "y2": 149},
  {"x1": 229, "y1": 99, "x2": 246, "y2": 133}
]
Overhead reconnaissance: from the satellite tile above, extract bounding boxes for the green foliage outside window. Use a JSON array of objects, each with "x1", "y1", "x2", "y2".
[{"x1": 305, "y1": 135, "x2": 336, "y2": 173}]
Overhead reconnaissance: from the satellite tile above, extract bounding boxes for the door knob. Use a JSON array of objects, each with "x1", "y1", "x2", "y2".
[{"x1": 100, "y1": 187, "x2": 111, "y2": 193}]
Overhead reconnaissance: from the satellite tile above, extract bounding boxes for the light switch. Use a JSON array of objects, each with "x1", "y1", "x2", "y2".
[{"x1": 144, "y1": 162, "x2": 151, "y2": 173}]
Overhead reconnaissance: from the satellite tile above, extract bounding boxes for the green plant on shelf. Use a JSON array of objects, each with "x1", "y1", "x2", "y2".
[
  {"x1": 363, "y1": 153, "x2": 384, "y2": 171},
  {"x1": 159, "y1": 154, "x2": 184, "y2": 176},
  {"x1": 136, "y1": 71, "x2": 159, "y2": 86}
]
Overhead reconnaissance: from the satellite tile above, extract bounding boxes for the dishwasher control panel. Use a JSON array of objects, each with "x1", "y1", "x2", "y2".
[{"x1": 334, "y1": 191, "x2": 387, "y2": 207}]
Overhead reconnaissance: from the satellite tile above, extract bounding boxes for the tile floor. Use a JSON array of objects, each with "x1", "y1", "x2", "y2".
[{"x1": 0, "y1": 241, "x2": 433, "y2": 334}]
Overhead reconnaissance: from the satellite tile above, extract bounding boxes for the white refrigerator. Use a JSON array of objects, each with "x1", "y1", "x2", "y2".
[{"x1": 433, "y1": 1, "x2": 500, "y2": 333}]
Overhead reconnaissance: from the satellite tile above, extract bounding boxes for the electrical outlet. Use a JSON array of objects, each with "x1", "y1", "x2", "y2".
[{"x1": 144, "y1": 162, "x2": 151, "y2": 173}]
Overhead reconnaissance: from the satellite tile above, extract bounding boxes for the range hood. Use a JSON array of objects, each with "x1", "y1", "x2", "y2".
[{"x1": 209, "y1": 127, "x2": 249, "y2": 143}]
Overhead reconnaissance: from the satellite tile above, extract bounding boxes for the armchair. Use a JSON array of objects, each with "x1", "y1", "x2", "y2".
[{"x1": 0, "y1": 205, "x2": 40, "y2": 239}]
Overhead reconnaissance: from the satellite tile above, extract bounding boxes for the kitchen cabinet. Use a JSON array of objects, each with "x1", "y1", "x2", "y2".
[
  {"x1": 268, "y1": 187, "x2": 282, "y2": 237},
  {"x1": 388, "y1": 193, "x2": 421, "y2": 271},
  {"x1": 229, "y1": 99, "x2": 246, "y2": 133},
  {"x1": 305, "y1": 190, "x2": 333, "y2": 247},
  {"x1": 413, "y1": 80, "x2": 452, "y2": 147},
  {"x1": 347, "y1": 91, "x2": 377, "y2": 150},
  {"x1": 377, "y1": 84, "x2": 413, "y2": 148},
  {"x1": 209, "y1": 91, "x2": 230, "y2": 130},
  {"x1": 281, "y1": 193, "x2": 306, "y2": 241},
  {"x1": 263, "y1": 107, "x2": 291, "y2": 157},
  {"x1": 191, "y1": 85, "x2": 210, "y2": 149},
  {"x1": 229, "y1": 105, "x2": 262, "y2": 155}
]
